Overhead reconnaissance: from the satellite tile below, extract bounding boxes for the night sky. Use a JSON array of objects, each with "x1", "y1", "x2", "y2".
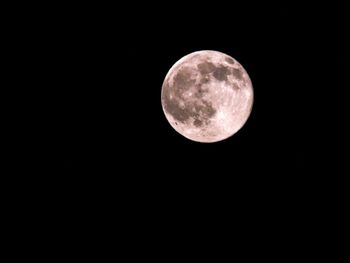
[{"x1": 55, "y1": 4, "x2": 346, "y2": 211}]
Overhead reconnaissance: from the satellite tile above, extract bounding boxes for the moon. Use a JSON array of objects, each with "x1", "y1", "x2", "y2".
[{"x1": 161, "y1": 50, "x2": 254, "y2": 143}]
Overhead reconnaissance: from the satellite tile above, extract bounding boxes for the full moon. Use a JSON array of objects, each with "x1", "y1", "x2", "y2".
[{"x1": 161, "y1": 50, "x2": 254, "y2": 143}]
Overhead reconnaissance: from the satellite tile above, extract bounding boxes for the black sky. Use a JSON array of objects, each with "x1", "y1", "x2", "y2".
[
  {"x1": 53, "y1": 4, "x2": 347, "y2": 206},
  {"x1": 12, "y1": 3, "x2": 346, "y2": 253}
]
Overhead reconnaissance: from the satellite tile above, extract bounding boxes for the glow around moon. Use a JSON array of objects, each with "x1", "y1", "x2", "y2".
[{"x1": 161, "y1": 50, "x2": 253, "y2": 143}]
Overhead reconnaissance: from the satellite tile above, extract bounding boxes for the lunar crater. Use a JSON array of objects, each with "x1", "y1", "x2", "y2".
[
  {"x1": 212, "y1": 65, "x2": 231, "y2": 81},
  {"x1": 231, "y1": 68, "x2": 243, "y2": 80},
  {"x1": 225, "y1": 57, "x2": 235, "y2": 64},
  {"x1": 197, "y1": 61, "x2": 216, "y2": 74},
  {"x1": 200, "y1": 75, "x2": 211, "y2": 84}
]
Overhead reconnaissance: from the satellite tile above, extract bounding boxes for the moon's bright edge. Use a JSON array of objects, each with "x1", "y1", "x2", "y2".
[{"x1": 161, "y1": 50, "x2": 254, "y2": 143}]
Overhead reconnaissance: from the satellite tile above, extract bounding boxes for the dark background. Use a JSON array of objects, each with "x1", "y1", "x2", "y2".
[
  {"x1": 57, "y1": 7, "x2": 315, "y2": 174},
  {"x1": 48, "y1": 3, "x2": 347, "y2": 224},
  {"x1": 7, "y1": 2, "x2": 346, "y2": 255}
]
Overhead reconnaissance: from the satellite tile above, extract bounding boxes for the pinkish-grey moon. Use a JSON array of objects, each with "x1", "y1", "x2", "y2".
[{"x1": 161, "y1": 50, "x2": 254, "y2": 143}]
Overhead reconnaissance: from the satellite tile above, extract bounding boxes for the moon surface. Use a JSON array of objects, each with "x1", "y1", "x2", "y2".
[{"x1": 161, "y1": 50, "x2": 253, "y2": 143}]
